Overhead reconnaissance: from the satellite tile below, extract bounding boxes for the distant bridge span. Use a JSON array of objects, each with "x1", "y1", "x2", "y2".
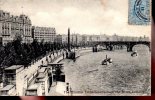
[{"x1": 88, "y1": 41, "x2": 151, "y2": 52}]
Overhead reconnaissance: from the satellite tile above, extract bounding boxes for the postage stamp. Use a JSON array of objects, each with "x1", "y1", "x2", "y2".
[{"x1": 128, "y1": 0, "x2": 151, "y2": 25}]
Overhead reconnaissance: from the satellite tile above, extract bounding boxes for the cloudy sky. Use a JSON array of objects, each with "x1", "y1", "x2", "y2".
[{"x1": 0, "y1": 0, "x2": 151, "y2": 37}]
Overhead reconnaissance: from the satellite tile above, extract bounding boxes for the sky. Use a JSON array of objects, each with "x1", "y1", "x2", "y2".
[{"x1": 0, "y1": 0, "x2": 151, "y2": 37}]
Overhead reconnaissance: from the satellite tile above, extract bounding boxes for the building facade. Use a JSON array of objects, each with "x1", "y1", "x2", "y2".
[
  {"x1": 56, "y1": 34, "x2": 83, "y2": 45},
  {"x1": 61, "y1": 34, "x2": 68, "y2": 44},
  {"x1": 55, "y1": 34, "x2": 62, "y2": 44},
  {"x1": 32, "y1": 26, "x2": 56, "y2": 43},
  {"x1": 0, "y1": 10, "x2": 32, "y2": 45},
  {"x1": 70, "y1": 34, "x2": 83, "y2": 45}
]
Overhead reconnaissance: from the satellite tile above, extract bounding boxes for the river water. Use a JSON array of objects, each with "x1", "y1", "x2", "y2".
[{"x1": 60, "y1": 45, "x2": 151, "y2": 96}]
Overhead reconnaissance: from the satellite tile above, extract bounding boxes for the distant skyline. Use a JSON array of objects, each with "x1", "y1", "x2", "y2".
[{"x1": 0, "y1": 0, "x2": 151, "y2": 37}]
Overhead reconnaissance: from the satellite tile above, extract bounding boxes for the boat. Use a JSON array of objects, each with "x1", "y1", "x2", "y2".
[
  {"x1": 102, "y1": 59, "x2": 109, "y2": 65},
  {"x1": 66, "y1": 50, "x2": 80, "y2": 60},
  {"x1": 101, "y1": 55, "x2": 112, "y2": 65},
  {"x1": 107, "y1": 58, "x2": 113, "y2": 63},
  {"x1": 131, "y1": 51, "x2": 138, "y2": 57}
]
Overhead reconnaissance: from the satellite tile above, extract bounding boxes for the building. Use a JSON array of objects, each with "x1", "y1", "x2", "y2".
[
  {"x1": 25, "y1": 83, "x2": 43, "y2": 96},
  {"x1": 55, "y1": 34, "x2": 69, "y2": 45},
  {"x1": 0, "y1": 84, "x2": 16, "y2": 96},
  {"x1": 70, "y1": 34, "x2": 83, "y2": 45},
  {"x1": 18, "y1": 14, "x2": 33, "y2": 44},
  {"x1": 109, "y1": 34, "x2": 120, "y2": 41},
  {"x1": 2, "y1": 64, "x2": 51, "y2": 96},
  {"x1": 0, "y1": 36, "x2": 2, "y2": 45},
  {"x1": 70, "y1": 34, "x2": 77, "y2": 45},
  {"x1": 0, "y1": 10, "x2": 32, "y2": 45},
  {"x1": 81, "y1": 35, "x2": 87, "y2": 43},
  {"x1": 55, "y1": 33, "x2": 84, "y2": 46},
  {"x1": 32, "y1": 26, "x2": 56, "y2": 43},
  {"x1": 139, "y1": 35, "x2": 150, "y2": 41},
  {"x1": 26, "y1": 66, "x2": 50, "y2": 96},
  {"x1": 0, "y1": 10, "x2": 12, "y2": 45},
  {"x1": 35, "y1": 67, "x2": 50, "y2": 95},
  {"x1": 3, "y1": 65, "x2": 25, "y2": 95},
  {"x1": 99, "y1": 34, "x2": 109, "y2": 41},
  {"x1": 61, "y1": 34, "x2": 68, "y2": 44},
  {"x1": 76, "y1": 34, "x2": 83, "y2": 44},
  {"x1": 55, "y1": 34, "x2": 62, "y2": 44}
]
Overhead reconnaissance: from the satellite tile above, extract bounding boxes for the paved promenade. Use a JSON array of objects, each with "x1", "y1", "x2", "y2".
[
  {"x1": 24, "y1": 50, "x2": 63, "y2": 82},
  {"x1": 48, "y1": 48, "x2": 92, "y2": 96}
]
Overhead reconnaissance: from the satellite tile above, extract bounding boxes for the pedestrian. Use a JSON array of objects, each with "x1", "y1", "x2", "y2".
[
  {"x1": 42, "y1": 60, "x2": 43, "y2": 66},
  {"x1": 70, "y1": 86, "x2": 73, "y2": 96},
  {"x1": 46, "y1": 56, "x2": 49, "y2": 63},
  {"x1": 53, "y1": 51, "x2": 54, "y2": 56},
  {"x1": 66, "y1": 83, "x2": 69, "y2": 94},
  {"x1": 56, "y1": 50, "x2": 58, "y2": 56},
  {"x1": 66, "y1": 51, "x2": 68, "y2": 58},
  {"x1": 63, "y1": 52, "x2": 65, "y2": 59},
  {"x1": 66, "y1": 85, "x2": 69, "y2": 93}
]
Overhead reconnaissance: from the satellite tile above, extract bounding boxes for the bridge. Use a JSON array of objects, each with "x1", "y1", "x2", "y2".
[{"x1": 88, "y1": 41, "x2": 151, "y2": 52}]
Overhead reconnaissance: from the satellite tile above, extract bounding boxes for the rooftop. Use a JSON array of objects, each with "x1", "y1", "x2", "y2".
[
  {"x1": 48, "y1": 63, "x2": 63, "y2": 66},
  {"x1": 37, "y1": 73, "x2": 45, "y2": 79},
  {"x1": 27, "y1": 83, "x2": 39, "y2": 90},
  {"x1": 1, "y1": 85, "x2": 15, "y2": 91},
  {"x1": 38, "y1": 67, "x2": 46, "y2": 73},
  {"x1": 5, "y1": 65, "x2": 23, "y2": 70},
  {"x1": 36, "y1": 78, "x2": 45, "y2": 82}
]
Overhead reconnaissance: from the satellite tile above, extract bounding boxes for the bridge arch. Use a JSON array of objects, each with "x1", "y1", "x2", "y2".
[{"x1": 128, "y1": 42, "x2": 151, "y2": 52}]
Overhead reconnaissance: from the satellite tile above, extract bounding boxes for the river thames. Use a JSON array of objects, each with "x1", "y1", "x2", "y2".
[{"x1": 60, "y1": 45, "x2": 151, "y2": 96}]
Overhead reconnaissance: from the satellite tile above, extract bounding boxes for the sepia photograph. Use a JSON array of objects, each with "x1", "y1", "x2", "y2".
[{"x1": 0, "y1": 0, "x2": 151, "y2": 96}]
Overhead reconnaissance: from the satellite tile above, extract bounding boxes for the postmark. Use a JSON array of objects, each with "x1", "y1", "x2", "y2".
[{"x1": 128, "y1": 0, "x2": 151, "y2": 25}]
